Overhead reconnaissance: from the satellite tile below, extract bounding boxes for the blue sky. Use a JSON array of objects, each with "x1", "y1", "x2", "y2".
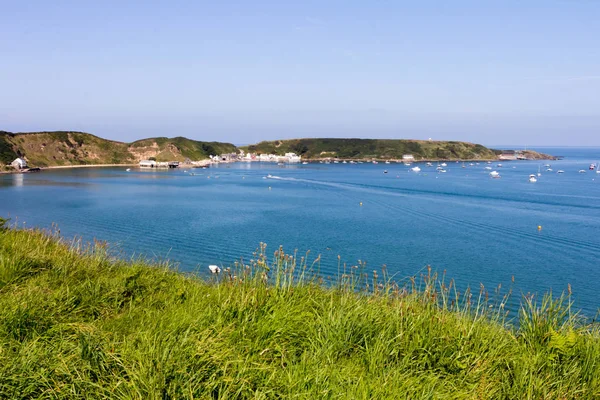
[{"x1": 1, "y1": 0, "x2": 599, "y2": 146}]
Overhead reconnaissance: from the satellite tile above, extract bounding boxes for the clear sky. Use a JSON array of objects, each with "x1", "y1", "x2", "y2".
[{"x1": 1, "y1": 0, "x2": 599, "y2": 146}]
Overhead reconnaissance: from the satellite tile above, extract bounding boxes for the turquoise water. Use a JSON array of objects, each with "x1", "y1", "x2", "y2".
[{"x1": 2, "y1": 148, "x2": 600, "y2": 315}]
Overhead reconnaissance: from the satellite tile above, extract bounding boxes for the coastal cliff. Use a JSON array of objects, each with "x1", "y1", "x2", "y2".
[{"x1": 0, "y1": 131, "x2": 236, "y2": 167}]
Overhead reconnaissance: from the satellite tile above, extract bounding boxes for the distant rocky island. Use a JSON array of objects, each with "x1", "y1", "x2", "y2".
[{"x1": 0, "y1": 130, "x2": 556, "y2": 170}]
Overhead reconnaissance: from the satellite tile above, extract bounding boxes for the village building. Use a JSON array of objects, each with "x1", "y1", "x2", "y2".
[
  {"x1": 498, "y1": 150, "x2": 517, "y2": 161},
  {"x1": 139, "y1": 160, "x2": 157, "y2": 168},
  {"x1": 11, "y1": 158, "x2": 27, "y2": 170},
  {"x1": 402, "y1": 154, "x2": 415, "y2": 162}
]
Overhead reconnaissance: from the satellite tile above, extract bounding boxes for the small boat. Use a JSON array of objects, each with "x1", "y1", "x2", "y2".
[
  {"x1": 544, "y1": 164, "x2": 551, "y2": 168},
  {"x1": 485, "y1": 166, "x2": 492, "y2": 170},
  {"x1": 426, "y1": 162, "x2": 433, "y2": 167},
  {"x1": 441, "y1": 163, "x2": 447, "y2": 167},
  {"x1": 385, "y1": 161, "x2": 391, "y2": 164},
  {"x1": 497, "y1": 163, "x2": 502, "y2": 167},
  {"x1": 302, "y1": 161, "x2": 308, "y2": 165},
  {"x1": 579, "y1": 169, "x2": 586, "y2": 173},
  {"x1": 557, "y1": 170, "x2": 564, "y2": 174},
  {"x1": 411, "y1": 166, "x2": 421, "y2": 172},
  {"x1": 126, "y1": 168, "x2": 131, "y2": 172},
  {"x1": 528, "y1": 174, "x2": 537, "y2": 183},
  {"x1": 372, "y1": 161, "x2": 378, "y2": 164},
  {"x1": 589, "y1": 164, "x2": 595, "y2": 170},
  {"x1": 333, "y1": 160, "x2": 339, "y2": 164},
  {"x1": 277, "y1": 162, "x2": 284, "y2": 166},
  {"x1": 384, "y1": 170, "x2": 388, "y2": 174},
  {"x1": 342, "y1": 161, "x2": 347, "y2": 164},
  {"x1": 489, "y1": 171, "x2": 500, "y2": 178},
  {"x1": 438, "y1": 169, "x2": 447, "y2": 173},
  {"x1": 546, "y1": 168, "x2": 553, "y2": 172}
]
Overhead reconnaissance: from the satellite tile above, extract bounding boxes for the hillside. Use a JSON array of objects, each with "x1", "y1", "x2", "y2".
[
  {"x1": 1, "y1": 221, "x2": 599, "y2": 398},
  {"x1": 129, "y1": 137, "x2": 237, "y2": 162},
  {"x1": 0, "y1": 131, "x2": 236, "y2": 167},
  {"x1": 243, "y1": 138, "x2": 498, "y2": 160}
]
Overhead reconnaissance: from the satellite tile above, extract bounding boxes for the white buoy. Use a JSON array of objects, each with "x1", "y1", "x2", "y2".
[{"x1": 208, "y1": 265, "x2": 221, "y2": 274}]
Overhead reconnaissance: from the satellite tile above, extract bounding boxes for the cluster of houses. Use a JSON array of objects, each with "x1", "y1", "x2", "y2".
[
  {"x1": 239, "y1": 152, "x2": 302, "y2": 163},
  {"x1": 139, "y1": 160, "x2": 180, "y2": 168},
  {"x1": 498, "y1": 150, "x2": 531, "y2": 161}
]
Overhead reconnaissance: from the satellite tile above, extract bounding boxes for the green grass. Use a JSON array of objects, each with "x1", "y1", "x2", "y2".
[{"x1": 1, "y1": 220, "x2": 599, "y2": 399}]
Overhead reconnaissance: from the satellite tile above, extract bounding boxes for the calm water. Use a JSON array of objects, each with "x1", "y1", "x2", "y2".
[{"x1": 2, "y1": 148, "x2": 600, "y2": 315}]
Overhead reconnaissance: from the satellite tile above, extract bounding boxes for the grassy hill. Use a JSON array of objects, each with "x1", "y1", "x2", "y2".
[
  {"x1": 1, "y1": 219, "x2": 599, "y2": 398},
  {"x1": 129, "y1": 137, "x2": 237, "y2": 162},
  {"x1": 0, "y1": 131, "x2": 236, "y2": 167},
  {"x1": 243, "y1": 138, "x2": 498, "y2": 160}
]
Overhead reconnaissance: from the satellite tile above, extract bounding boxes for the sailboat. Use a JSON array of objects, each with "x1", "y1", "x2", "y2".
[{"x1": 537, "y1": 165, "x2": 541, "y2": 177}]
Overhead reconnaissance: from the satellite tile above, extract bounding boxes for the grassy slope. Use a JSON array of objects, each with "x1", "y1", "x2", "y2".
[
  {"x1": 129, "y1": 137, "x2": 237, "y2": 162},
  {"x1": 0, "y1": 132, "x2": 237, "y2": 166},
  {"x1": 243, "y1": 138, "x2": 498, "y2": 160},
  {"x1": 0, "y1": 132, "x2": 20, "y2": 165},
  {"x1": 1, "y1": 222, "x2": 599, "y2": 399},
  {"x1": 1, "y1": 131, "x2": 133, "y2": 167}
]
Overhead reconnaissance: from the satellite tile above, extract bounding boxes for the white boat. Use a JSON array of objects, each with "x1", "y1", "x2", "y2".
[
  {"x1": 125, "y1": 168, "x2": 131, "y2": 172},
  {"x1": 489, "y1": 171, "x2": 500, "y2": 178},
  {"x1": 384, "y1": 170, "x2": 388, "y2": 174},
  {"x1": 342, "y1": 161, "x2": 347, "y2": 164},
  {"x1": 497, "y1": 163, "x2": 502, "y2": 167},
  {"x1": 544, "y1": 164, "x2": 551, "y2": 168},
  {"x1": 441, "y1": 163, "x2": 447, "y2": 167},
  {"x1": 302, "y1": 161, "x2": 308, "y2": 165},
  {"x1": 372, "y1": 161, "x2": 378, "y2": 164},
  {"x1": 426, "y1": 162, "x2": 433, "y2": 167},
  {"x1": 484, "y1": 166, "x2": 492, "y2": 170},
  {"x1": 546, "y1": 168, "x2": 553, "y2": 172},
  {"x1": 529, "y1": 174, "x2": 537, "y2": 183},
  {"x1": 557, "y1": 170, "x2": 564, "y2": 174},
  {"x1": 537, "y1": 165, "x2": 541, "y2": 177},
  {"x1": 438, "y1": 169, "x2": 447, "y2": 173},
  {"x1": 589, "y1": 164, "x2": 595, "y2": 170},
  {"x1": 579, "y1": 169, "x2": 586, "y2": 173},
  {"x1": 333, "y1": 160, "x2": 339, "y2": 164},
  {"x1": 385, "y1": 161, "x2": 391, "y2": 164},
  {"x1": 411, "y1": 166, "x2": 421, "y2": 172}
]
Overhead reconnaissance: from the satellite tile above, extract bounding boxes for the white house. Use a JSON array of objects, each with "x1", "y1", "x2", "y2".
[
  {"x1": 139, "y1": 160, "x2": 157, "y2": 168},
  {"x1": 402, "y1": 154, "x2": 415, "y2": 162},
  {"x1": 11, "y1": 158, "x2": 27, "y2": 169},
  {"x1": 284, "y1": 152, "x2": 302, "y2": 163}
]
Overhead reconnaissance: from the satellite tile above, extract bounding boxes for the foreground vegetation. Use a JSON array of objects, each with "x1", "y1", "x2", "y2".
[{"x1": 1, "y1": 221, "x2": 599, "y2": 399}]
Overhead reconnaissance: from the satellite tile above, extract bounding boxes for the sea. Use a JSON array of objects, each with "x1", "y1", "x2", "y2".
[{"x1": 1, "y1": 147, "x2": 600, "y2": 316}]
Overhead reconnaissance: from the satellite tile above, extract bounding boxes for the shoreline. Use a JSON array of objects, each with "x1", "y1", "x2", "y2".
[{"x1": 0, "y1": 155, "x2": 558, "y2": 175}]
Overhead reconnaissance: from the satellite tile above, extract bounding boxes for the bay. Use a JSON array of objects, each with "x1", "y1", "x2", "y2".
[{"x1": 1, "y1": 147, "x2": 600, "y2": 315}]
